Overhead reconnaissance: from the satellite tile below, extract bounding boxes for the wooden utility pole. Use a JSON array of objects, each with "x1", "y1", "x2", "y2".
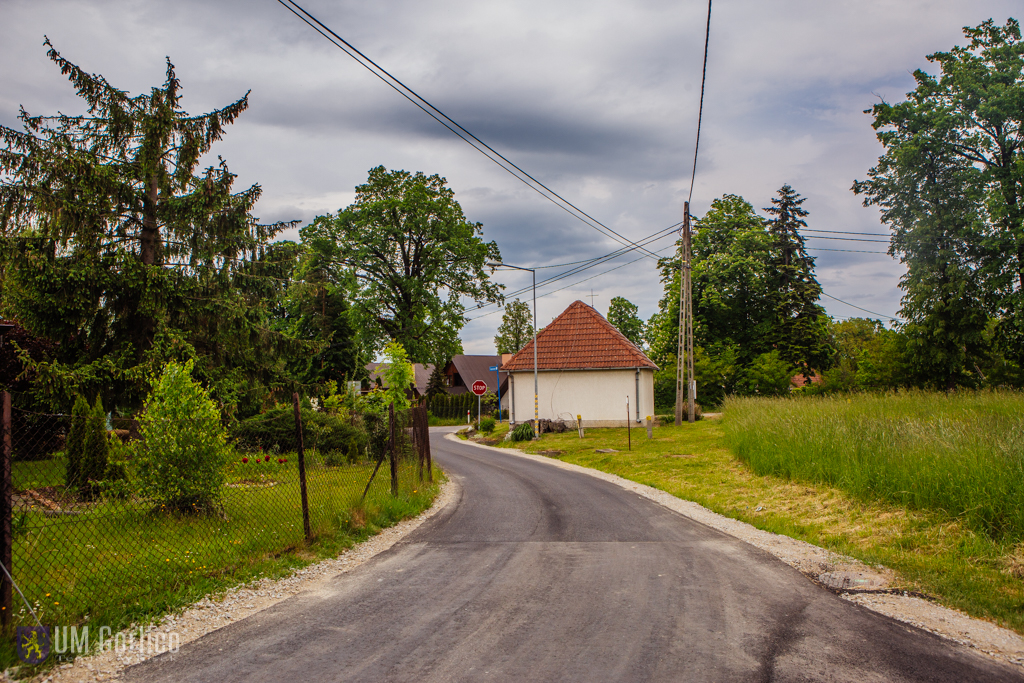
[{"x1": 674, "y1": 203, "x2": 696, "y2": 425}]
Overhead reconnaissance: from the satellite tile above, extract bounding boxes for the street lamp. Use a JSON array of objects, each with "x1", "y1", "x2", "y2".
[{"x1": 487, "y1": 262, "x2": 538, "y2": 432}]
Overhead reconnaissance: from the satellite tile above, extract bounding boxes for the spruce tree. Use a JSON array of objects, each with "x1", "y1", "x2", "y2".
[
  {"x1": 764, "y1": 185, "x2": 831, "y2": 376},
  {"x1": 0, "y1": 40, "x2": 302, "y2": 411}
]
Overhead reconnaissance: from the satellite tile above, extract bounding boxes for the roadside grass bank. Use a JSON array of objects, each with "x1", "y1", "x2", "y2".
[
  {"x1": 4, "y1": 455, "x2": 441, "y2": 674},
  {"x1": 500, "y1": 419, "x2": 1024, "y2": 636},
  {"x1": 724, "y1": 392, "x2": 1024, "y2": 542}
]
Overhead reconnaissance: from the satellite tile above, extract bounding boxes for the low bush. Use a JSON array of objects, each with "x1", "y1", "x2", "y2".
[
  {"x1": 135, "y1": 360, "x2": 231, "y2": 513},
  {"x1": 510, "y1": 422, "x2": 535, "y2": 442},
  {"x1": 231, "y1": 405, "x2": 366, "y2": 455},
  {"x1": 479, "y1": 416, "x2": 496, "y2": 433}
]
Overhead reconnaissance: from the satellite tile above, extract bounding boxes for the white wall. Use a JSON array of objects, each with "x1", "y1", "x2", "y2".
[{"x1": 508, "y1": 368, "x2": 655, "y2": 427}]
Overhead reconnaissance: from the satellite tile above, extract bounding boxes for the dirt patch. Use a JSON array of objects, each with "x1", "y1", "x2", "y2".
[
  {"x1": 472, "y1": 438, "x2": 499, "y2": 446},
  {"x1": 594, "y1": 448, "x2": 619, "y2": 453},
  {"x1": 537, "y1": 450, "x2": 564, "y2": 457},
  {"x1": 665, "y1": 454, "x2": 696, "y2": 459}
]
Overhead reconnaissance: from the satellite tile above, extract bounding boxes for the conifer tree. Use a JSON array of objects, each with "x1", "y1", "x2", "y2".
[
  {"x1": 764, "y1": 185, "x2": 831, "y2": 375},
  {"x1": 0, "y1": 40, "x2": 302, "y2": 411}
]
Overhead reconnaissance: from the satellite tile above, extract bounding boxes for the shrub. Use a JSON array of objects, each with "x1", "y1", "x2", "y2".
[
  {"x1": 231, "y1": 405, "x2": 366, "y2": 454},
  {"x1": 135, "y1": 360, "x2": 231, "y2": 513},
  {"x1": 65, "y1": 395, "x2": 109, "y2": 500},
  {"x1": 479, "y1": 416, "x2": 496, "y2": 433},
  {"x1": 510, "y1": 422, "x2": 535, "y2": 442},
  {"x1": 64, "y1": 395, "x2": 89, "y2": 491}
]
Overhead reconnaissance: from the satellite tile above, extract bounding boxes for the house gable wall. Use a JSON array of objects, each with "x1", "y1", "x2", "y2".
[{"x1": 508, "y1": 368, "x2": 655, "y2": 427}]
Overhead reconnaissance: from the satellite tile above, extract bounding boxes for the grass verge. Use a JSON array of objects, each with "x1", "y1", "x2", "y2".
[
  {"x1": 5, "y1": 455, "x2": 442, "y2": 674},
  {"x1": 499, "y1": 418, "x2": 1024, "y2": 636}
]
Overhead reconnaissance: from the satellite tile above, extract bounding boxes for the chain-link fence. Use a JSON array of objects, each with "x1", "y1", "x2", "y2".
[{"x1": 0, "y1": 392, "x2": 432, "y2": 650}]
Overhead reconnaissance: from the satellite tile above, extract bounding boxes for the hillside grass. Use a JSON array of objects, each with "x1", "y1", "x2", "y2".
[{"x1": 502, "y1": 413, "x2": 1024, "y2": 636}]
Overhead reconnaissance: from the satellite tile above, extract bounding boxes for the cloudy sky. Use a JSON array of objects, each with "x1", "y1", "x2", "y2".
[{"x1": 1, "y1": 0, "x2": 1018, "y2": 354}]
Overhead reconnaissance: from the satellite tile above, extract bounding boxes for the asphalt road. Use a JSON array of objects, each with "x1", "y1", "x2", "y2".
[{"x1": 125, "y1": 428, "x2": 1024, "y2": 682}]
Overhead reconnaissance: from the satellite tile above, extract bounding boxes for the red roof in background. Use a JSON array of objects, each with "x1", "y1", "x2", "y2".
[{"x1": 501, "y1": 300, "x2": 657, "y2": 372}]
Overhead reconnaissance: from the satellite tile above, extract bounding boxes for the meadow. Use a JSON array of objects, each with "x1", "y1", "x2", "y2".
[{"x1": 724, "y1": 391, "x2": 1024, "y2": 541}]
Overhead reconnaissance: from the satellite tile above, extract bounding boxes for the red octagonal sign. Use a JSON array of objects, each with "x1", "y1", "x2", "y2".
[{"x1": 471, "y1": 380, "x2": 488, "y2": 396}]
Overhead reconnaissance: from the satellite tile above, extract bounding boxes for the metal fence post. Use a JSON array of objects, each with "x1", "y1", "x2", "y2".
[
  {"x1": 293, "y1": 393, "x2": 311, "y2": 541},
  {"x1": 1, "y1": 392, "x2": 11, "y2": 629},
  {"x1": 388, "y1": 403, "x2": 398, "y2": 496}
]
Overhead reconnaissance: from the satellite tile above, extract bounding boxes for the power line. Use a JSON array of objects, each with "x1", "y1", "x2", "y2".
[
  {"x1": 807, "y1": 247, "x2": 890, "y2": 254},
  {"x1": 802, "y1": 229, "x2": 889, "y2": 237},
  {"x1": 276, "y1": 0, "x2": 661, "y2": 260},
  {"x1": 471, "y1": 226, "x2": 680, "y2": 313},
  {"x1": 803, "y1": 235, "x2": 889, "y2": 244},
  {"x1": 688, "y1": 0, "x2": 713, "y2": 205},
  {"x1": 820, "y1": 292, "x2": 902, "y2": 321}
]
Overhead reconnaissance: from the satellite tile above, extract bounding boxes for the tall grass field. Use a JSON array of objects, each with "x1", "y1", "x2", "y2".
[{"x1": 724, "y1": 391, "x2": 1024, "y2": 541}]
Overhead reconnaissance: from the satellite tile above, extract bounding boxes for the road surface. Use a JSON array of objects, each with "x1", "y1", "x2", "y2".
[{"x1": 125, "y1": 428, "x2": 1024, "y2": 682}]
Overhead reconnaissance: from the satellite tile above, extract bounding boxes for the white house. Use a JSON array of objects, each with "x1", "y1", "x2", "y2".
[{"x1": 502, "y1": 300, "x2": 657, "y2": 428}]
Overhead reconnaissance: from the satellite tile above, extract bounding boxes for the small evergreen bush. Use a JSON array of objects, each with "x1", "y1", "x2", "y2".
[
  {"x1": 510, "y1": 422, "x2": 535, "y2": 442},
  {"x1": 479, "y1": 416, "x2": 496, "y2": 433},
  {"x1": 136, "y1": 360, "x2": 231, "y2": 513}
]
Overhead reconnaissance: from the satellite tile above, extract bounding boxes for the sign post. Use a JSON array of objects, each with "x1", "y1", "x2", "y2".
[
  {"x1": 489, "y1": 366, "x2": 501, "y2": 422},
  {"x1": 471, "y1": 380, "x2": 488, "y2": 427}
]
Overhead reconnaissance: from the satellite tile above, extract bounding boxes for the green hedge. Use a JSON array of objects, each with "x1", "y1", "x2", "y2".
[{"x1": 231, "y1": 406, "x2": 366, "y2": 455}]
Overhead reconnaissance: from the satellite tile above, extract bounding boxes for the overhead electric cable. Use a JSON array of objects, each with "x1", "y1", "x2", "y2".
[
  {"x1": 687, "y1": 0, "x2": 713, "y2": 205},
  {"x1": 806, "y1": 247, "x2": 889, "y2": 254},
  {"x1": 802, "y1": 229, "x2": 889, "y2": 237},
  {"x1": 820, "y1": 292, "x2": 902, "y2": 321},
  {"x1": 802, "y1": 235, "x2": 889, "y2": 244},
  {"x1": 277, "y1": 0, "x2": 661, "y2": 260}
]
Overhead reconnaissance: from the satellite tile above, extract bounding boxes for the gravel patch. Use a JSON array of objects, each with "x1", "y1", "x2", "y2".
[
  {"x1": 451, "y1": 434, "x2": 1024, "y2": 672},
  {"x1": 13, "y1": 478, "x2": 457, "y2": 683}
]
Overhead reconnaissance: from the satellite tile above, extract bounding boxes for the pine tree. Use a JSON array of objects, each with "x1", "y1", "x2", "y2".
[
  {"x1": 425, "y1": 363, "x2": 448, "y2": 397},
  {"x1": 0, "y1": 40, "x2": 302, "y2": 411},
  {"x1": 764, "y1": 185, "x2": 831, "y2": 376}
]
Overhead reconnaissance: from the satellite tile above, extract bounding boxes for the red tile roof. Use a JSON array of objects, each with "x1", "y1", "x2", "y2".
[{"x1": 501, "y1": 300, "x2": 657, "y2": 372}]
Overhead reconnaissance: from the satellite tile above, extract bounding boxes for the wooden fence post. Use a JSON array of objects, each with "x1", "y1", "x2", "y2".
[
  {"x1": 388, "y1": 402, "x2": 398, "y2": 496},
  {"x1": 293, "y1": 393, "x2": 311, "y2": 541},
  {"x1": 1, "y1": 392, "x2": 11, "y2": 629}
]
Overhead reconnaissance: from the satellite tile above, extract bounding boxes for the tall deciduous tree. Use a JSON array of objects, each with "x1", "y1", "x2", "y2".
[
  {"x1": 764, "y1": 185, "x2": 831, "y2": 376},
  {"x1": 606, "y1": 296, "x2": 644, "y2": 348},
  {"x1": 854, "y1": 18, "x2": 1024, "y2": 380},
  {"x1": 302, "y1": 167, "x2": 502, "y2": 368},
  {"x1": 494, "y1": 299, "x2": 533, "y2": 354},
  {"x1": 0, "y1": 40, "x2": 299, "y2": 411}
]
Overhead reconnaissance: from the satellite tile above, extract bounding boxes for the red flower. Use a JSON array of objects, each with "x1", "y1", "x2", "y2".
[
  {"x1": 241, "y1": 457, "x2": 249, "y2": 464},
  {"x1": 265, "y1": 455, "x2": 271, "y2": 462},
  {"x1": 277, "y1": 458, "x2": 284, "y2": 464}
]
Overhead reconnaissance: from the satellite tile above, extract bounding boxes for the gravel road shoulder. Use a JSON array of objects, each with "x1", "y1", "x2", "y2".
[
  {"x1": 15, "y1": 477, "x2": 458, "y2": 683},
  {"x1": 450, "y1": 434, "x2": 1024, "y2": 672}
]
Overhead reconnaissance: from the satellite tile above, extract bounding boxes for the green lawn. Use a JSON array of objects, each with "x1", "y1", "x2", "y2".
[
  {"x1": 5, "y1": 451, "x2": 440, "y2": 671},
  {"x1": 501, "y1": 414, "x2": 1024, "y2": 636}
]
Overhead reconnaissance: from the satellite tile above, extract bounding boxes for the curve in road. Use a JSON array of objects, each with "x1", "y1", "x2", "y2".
[{"x1": 124, "y1": 428, "x2": 1024, "y2": 682}]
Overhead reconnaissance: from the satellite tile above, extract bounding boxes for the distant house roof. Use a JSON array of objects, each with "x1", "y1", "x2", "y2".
[
  {"x1": 366, "y1": 361, "x2": 434, "y2": 396},
  {"x1": 444, "y1": 355, "x2": 508, "y2": 395},
  {"x1": 502, "y1": 300, "x2": 657, "y2": 372}
]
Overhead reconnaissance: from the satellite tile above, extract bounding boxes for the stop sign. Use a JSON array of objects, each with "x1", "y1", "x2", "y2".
[{"x1": 471, "y1": 380, "x2": 488, "y2": 396}]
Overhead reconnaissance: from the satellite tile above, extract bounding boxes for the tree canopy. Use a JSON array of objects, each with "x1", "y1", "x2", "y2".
[
  {"x1": 494, "y1": 298, "x2": 533, "y2": 354},
  {"x1": 853, "y1": 17, "x2": 1022, "y2": 388},
  {"x1": 302, "y1": 167, "x2": 502, "y2": 368},
  {"x1": 0, "y1": 40, "x2": 301, "y2": 412},
  {"x1": 606, "y1": 297, "x2": 644, "y2": 348}
]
